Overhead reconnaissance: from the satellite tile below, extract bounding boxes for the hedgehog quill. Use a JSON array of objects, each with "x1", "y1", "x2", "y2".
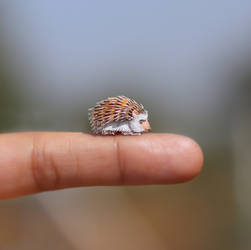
[{"x1": 89, "y1": 96, "x2": 151, "y2": 135}]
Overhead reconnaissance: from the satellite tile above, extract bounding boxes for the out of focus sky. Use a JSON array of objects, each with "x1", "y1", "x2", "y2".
[{"x1": 2, "y1": 1, "x2": 251, "y2": 94}]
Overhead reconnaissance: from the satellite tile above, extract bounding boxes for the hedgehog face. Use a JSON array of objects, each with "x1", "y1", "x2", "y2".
[{"x1": 129, "y1": 112, "x2": 151, "y2": 133}]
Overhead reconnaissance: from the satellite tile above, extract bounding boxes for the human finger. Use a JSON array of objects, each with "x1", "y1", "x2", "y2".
[{"x1": 0, "y1": 132, "x2": 203, "y2": 199}]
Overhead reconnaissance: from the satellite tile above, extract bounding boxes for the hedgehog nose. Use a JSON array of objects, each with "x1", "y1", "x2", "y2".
[
  {"x1": 143, "y1": 120, "x2": 151, "y2": 133},
  {"x1": 146, "y1": 127, "x2": 152, "y2": 132}
]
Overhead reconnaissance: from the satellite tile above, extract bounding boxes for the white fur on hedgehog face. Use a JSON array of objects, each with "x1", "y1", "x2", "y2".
[
  {"x1": 129, "y1": 113, "x2": 148, "y2": 133},
  {"x1": 103, "y1": 112, "x2": 148, "y2": 134}
]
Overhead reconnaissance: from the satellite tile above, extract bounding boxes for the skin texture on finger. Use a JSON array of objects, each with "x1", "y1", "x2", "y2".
[{"x1": 0, "y1": 132, "x2": 203, "y2": 199}]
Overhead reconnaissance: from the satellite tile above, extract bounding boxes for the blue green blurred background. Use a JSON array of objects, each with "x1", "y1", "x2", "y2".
[{"x1": 0, "y1": 1, "x2": 251, "y2": 249}]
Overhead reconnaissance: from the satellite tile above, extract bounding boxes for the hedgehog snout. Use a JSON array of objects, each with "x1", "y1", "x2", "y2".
[{"x1": 142, "y1": 120, "x2": 151, "y2": 132}]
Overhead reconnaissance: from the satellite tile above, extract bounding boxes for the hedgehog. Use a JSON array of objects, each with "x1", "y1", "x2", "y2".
[{"x1": 88, "y1": 96, "x2": 151, "y2": 135}]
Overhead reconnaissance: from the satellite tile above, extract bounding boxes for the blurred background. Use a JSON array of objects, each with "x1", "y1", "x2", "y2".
[{"x1": 0, "y1": 1, "x2": 250, "y2": 249}]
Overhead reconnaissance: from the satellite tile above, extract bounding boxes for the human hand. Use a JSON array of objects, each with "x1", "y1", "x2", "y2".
[{"x1": 0, "y1": 132, "x2": 203, "y2": 199}]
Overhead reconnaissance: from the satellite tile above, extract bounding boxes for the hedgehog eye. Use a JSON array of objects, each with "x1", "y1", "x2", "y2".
[{"x1": 139, "y1": 119, "x2": 145, "y2": 124}]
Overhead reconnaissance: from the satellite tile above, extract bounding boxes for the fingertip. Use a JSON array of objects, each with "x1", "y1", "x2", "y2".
[
  {"x1": 119, "y1": 133, "x2": 203, "y2": 185},
  {"x1": 167, "y1": 135, "x2": 204, "y2": 183}
]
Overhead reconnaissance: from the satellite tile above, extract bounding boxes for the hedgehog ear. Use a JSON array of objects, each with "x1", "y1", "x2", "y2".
[{"x1": 132, "y1": 110, "x2": 138, "y2": 117}]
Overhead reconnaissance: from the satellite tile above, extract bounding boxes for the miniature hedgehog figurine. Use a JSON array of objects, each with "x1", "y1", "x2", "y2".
[{"x1": 89, "y1": 96, "x2": 151, "y2": 135}]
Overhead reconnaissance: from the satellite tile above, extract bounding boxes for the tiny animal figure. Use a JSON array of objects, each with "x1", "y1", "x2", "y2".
[{"x1": 89, "y1": 96, "x2": 151, "y2": 135}]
